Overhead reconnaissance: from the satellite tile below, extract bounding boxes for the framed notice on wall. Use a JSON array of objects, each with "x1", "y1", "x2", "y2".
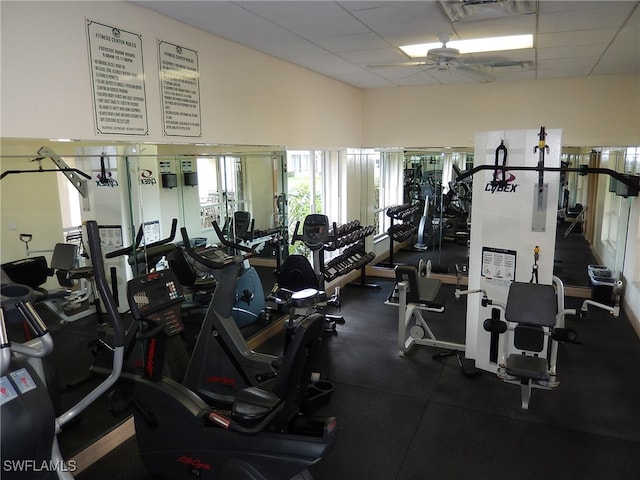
[
  {"x1": 87, "y1": 19, "x2": 148, "y2": 136},
  {"x1": 158, "y1": 40, "x2": 202, "y2": 137}
]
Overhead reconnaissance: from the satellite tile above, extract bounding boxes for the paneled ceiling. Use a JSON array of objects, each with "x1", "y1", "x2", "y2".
[{"x1": 132, "y1": 0, "x2": 640, "y2": 88}]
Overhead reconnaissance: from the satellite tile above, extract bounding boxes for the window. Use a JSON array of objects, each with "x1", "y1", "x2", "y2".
[
  {"x1": 197, "y1": 156, "x2": 220, "y2": 230},
  {"x1": 374, "y1": 150, "x2": 403, "y2": 237}
]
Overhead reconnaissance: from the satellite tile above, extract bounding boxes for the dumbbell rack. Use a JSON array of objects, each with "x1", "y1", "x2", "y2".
[
  {"x1": 323, "y1": 220, "x2": 378, "y2": 289},
  {"x1": 381, "y1": 203, "x2": 422, "y2": 267}
]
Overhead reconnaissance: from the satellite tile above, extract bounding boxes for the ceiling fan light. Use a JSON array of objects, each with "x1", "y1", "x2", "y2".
[
  {"x1": 458, "y1": 34, "x2": 533, "y2": 53},
  {"x1": 400, "y1": 34, "x2": 533, "y2": 58}
]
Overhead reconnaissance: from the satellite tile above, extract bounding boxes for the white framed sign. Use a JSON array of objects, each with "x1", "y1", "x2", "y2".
[
  {"x1": 158, "y1": 40, "x2": 202, "y2": 137},
  {"x1": 87, "y1": 19, "x2": 148, "y2": 135}
]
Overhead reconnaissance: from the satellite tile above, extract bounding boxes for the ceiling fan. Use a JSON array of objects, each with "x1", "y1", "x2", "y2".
[{"x1": 368, "y1": 34, "x2": 532, "y2": 79}]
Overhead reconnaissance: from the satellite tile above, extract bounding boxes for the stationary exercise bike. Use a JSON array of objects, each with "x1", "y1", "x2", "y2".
[
  {"x1": 214, "y1": 216, "x2": 269, "y2": 328},
  {"x1": 0, "y1": 221, "x2": 124, "y2": 479},
  {"x1": 128, "y1": 245, "x2": 337, "y2": 479},
  {"x1": 179, "y1": 225, "x2": 334, "y2": 406}
]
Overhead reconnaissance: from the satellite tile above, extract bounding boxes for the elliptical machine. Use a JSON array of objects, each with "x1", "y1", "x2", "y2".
[
  {"x1": 129, "y1": 239, "x2": 337, "y2": 479},
  {"x1": 0, "y1": 221, "x2": 124, "y2": 480},
  {"x1": 90, "y1": 219, "x2": 192, "y2": 383}
]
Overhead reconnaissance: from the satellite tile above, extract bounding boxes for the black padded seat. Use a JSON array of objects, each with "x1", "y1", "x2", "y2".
[
  {"x1": 506, "y1": 354, "x2": 550, "y2": 381},
  {"x1": 209, "y1": 314, "x2": 326, "y2": 429},
  {"x1": 233, "y1": 386, "x2": 280, "y2": 424},
  {"x1": 505, "y1": 282, "x2": 557, "y2": 327},
  {"x1": 66, "y1": 266, "x2": 94, "y2": 280}
]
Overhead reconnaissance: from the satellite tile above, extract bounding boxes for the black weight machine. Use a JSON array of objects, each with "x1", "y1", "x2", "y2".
[{"x1": 386, "y1": 262, "x2": 480, "y2": 378}]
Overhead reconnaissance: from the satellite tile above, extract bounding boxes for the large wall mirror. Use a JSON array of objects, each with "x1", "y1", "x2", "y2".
[
  {"x1": 1, "y1": 139, "x2": 634, "y2": 299},
  {"x1": 372, "y1": 144, "x2": 635, "y2": 291},
  {"x1": 0, "y1": 139, "x2": 288, "y2": 306}
]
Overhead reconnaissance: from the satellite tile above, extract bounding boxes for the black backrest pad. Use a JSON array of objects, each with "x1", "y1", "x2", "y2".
[
  {"x1": 395, "y1": 265, "x2": 441, "y2": 303},
  {"x1": 513, "y1": 324, "x2": 545, "y2": 352},
  {"x1": 276, "y1": 254, "x2": 319, "y2": 291},
  {"x1": 50, "y1": 243, "x2": 78, "y2": 271},
  {"x1": 505, "y1": 282, "x2": 557, "y2": 327}
]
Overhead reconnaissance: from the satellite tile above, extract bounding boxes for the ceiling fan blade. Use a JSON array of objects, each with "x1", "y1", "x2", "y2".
[
  {"x1": 454, "y1": 64, "x2": 495, "y2": 82},
  {"x1": 368, "y1": 61, "x2": 430, "y2": 68},
  {"x1": 458, "y1": 56, "x2": 534, "y2": 69}
]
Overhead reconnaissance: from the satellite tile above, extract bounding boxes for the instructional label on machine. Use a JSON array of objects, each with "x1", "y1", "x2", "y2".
[
  {"x1": 98, "y1": 225, "x2": 124, "y2": 248},
  {"x1": 481, "y1": 247, "x2": 516, "y2": 287},
  {"x1": 87, "y1": 19, "x2": 148, "y2": 135},
  {"x1": 158, "y1": 40, "x2": 202, "y2": 137}
]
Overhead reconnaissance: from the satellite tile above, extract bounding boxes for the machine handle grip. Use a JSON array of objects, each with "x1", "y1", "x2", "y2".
[
  {"x1": 0, "y1": 311, "x2": 9, "y2": 376},
  {"x1": 86, "y1": 221, "x2": 125, "y2": 348},
  {"x1": 212, "y1": 221, "x2": 253, "y2": 254},
  {"x1": 180, "y1": 227, "x2": 238, "y2": 269},
  {"x1": 15, "y1": 301, "x2": 48, "y2": 337},
  {"x1": 106, "y1": 218, "x2": 178, "y2": 258},
  {"x1": 291, "y1": 220, "x2": 302, "y2": 244}
]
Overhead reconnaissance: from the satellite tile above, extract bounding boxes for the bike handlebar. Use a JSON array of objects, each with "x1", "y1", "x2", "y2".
[
  {"x1": 106, "y1": 218, "x2": 178, "y2": 259},
  {"x1": 180, "y1": 227, "x2": 247, "y2": 270},
  {"x1": 212, "y1": 221, "x2": 254, "y2": 254}
]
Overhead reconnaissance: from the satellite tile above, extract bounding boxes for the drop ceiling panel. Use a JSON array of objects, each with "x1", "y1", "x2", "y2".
[
  {"x1": 538, "y1": 4, "x2": 637, "y2": 33},
  {"x1": 130, "y1": 1, "x2": 640, "y2": 88}
]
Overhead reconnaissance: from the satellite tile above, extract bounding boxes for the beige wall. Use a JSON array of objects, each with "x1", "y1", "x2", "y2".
[
  {"x1": 2, "y1": 2, "x2": 638, "y2": 150},
  {"x1": 0, "y1": 1, "x2": 362, "y2": 148},
  {"x1": 362, "y1": 75, "x2": 640, "y2": 148}
]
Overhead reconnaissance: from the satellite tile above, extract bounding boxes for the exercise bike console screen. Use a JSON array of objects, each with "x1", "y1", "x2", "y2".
[
  {"x1": 303, "y1": 214, "x2": 329, "y2": 249},
  {"x1": 127, "y1": 269, "x2": 185, "y2": 336}
]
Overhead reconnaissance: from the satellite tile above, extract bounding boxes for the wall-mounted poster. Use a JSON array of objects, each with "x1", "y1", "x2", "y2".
[
  {"x1": 158, "y1": 40, "x2": 202, "y2": 137},
  {"x1": 87, "y1": 19, "x2": 148, "y2": 135}
]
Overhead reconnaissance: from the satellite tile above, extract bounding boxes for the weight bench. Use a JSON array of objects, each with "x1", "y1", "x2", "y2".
[
  {"x1": 389, "y1": 265, "x2": 466, "y2": 360},
  {"x1": 483, "y1": 277, "x2": 577, "y2": 409}
]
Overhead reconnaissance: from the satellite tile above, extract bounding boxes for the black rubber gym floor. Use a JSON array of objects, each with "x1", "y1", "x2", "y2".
[{"x1": 68, "y1": 276, "x2": 640, "y2": 480}]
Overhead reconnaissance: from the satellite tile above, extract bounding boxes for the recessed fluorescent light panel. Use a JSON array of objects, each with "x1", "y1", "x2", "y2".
[{"x1": 400, "y1": 34, "x2": 533, "y2": 58}]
